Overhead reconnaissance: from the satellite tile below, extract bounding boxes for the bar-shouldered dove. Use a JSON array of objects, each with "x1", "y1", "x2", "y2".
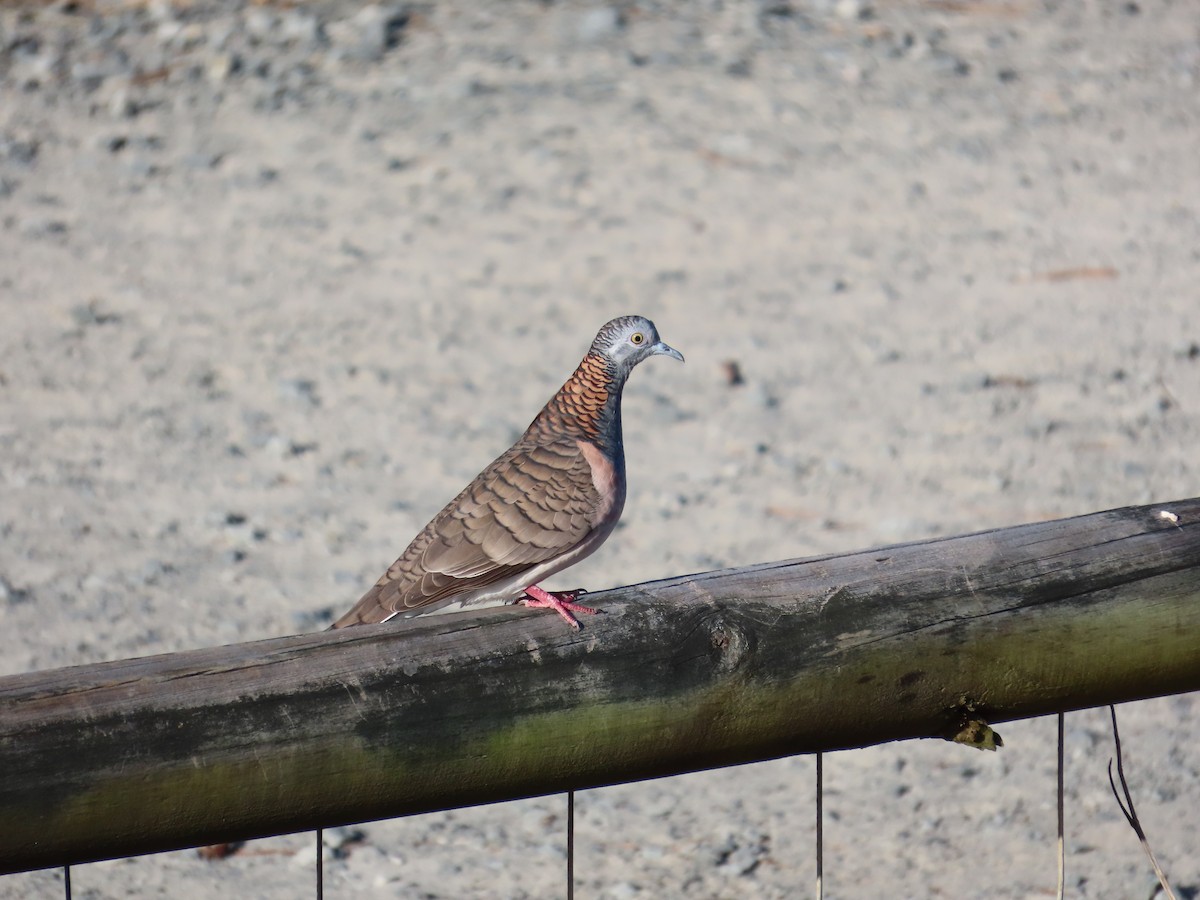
[{"x1": 331, "y1": 315, "x2": 683, "y2": 630}]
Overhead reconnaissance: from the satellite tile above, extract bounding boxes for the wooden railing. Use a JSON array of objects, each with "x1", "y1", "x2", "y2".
[{"x1": 2, "y1": 497, "x2": 1198, "y2": 875}]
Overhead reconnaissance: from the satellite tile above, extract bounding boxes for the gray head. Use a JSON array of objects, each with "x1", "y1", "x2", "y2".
[{"x1": 590, "y1": 315, "x2": 684, "y2": 372}]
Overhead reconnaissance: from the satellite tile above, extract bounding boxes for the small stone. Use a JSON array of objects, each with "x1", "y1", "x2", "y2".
[
  {"x1": 279, "y1": 11, "x2": 324, "y2": 48},
  {"x1": 156, "y1": 19, "x2": 184, "y2": 46},
  {"x1": 760, "y1": 3, "x2": 796, "y2": 21},
  {"x1": 208, "y1": 21, "x2": 236, "y2": 51},
  {"x1": 931, "y1": 51, "x2": 971, "y2": 77},
  {"x1": 1, "y1": 136, "x2": 39, "y2": 166},
  {"x1": 292, "y1": 607, "x2": 335, "y2": 630},
  {"x1": 835, "y1": 0, "x2": 873, "y2": 20},
  {"x1": 606, "y1": 883, "x2": 640, "y2": 899},
  {"x1": 752, "y1": 384, "x2": 778, "y2": 409},
  {"x1": 70, "y1": 62, "x2": 107, "y2": 92},
  {"x1": 206, "y1": 53, "x2": 240, "y2": 83},
  {"x1": 145, "y1": 0, "x2": 176, "y2": 23},
  {"x1": 0, "y1": 577, "x2": 32, "y2": 605},
  {"x1": 713, "y1": 832, "x2": 768, "y2": 877},
  {"x1": 21, "y1": 217, "x2": 69, "y2": 238},
  {"x1": 323, "y1": 826, "x2": 367, "y2": 858},
  {"x1": 725, "y1": 57, "x2": 753, "y2": 78},
  {"x1": 244, "y1": 8, "x2": 277, "y2": 42},
  {"x1": 577, "y1": 7, "x2": 623, "y2": 42},
  {"x1": 124, "y1": 156, "x2": 160, "y2": 179},
  {"x1": 140, "y1": 560, "x2": 174, "y2": 585},
  {"x1": 278, "y1": 378, "x2": 320, "y2": 407},
  {"x1": 182, "y1": 151, "x2": 224, "y2": 170},
  {"x1": 108, "y1": 88, "x2": 137, "y2": 119},
  {"x1": 329, "y1": 5, "x2": 409, "y2": 61}
]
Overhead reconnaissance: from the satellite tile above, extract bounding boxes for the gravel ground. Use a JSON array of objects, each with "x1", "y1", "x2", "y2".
[{"x1": 1, "y1": 0, "x2": 1198, "y2": 897}]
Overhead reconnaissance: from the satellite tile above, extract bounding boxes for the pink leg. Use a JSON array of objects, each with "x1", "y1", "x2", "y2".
[{"x1": 520, "y1": 584, "x2": 599, "y2": 630}]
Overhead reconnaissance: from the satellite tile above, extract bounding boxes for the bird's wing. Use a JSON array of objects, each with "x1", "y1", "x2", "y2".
[{"x1": 331, "y1": 436, "x2": 603, "y2": 627}]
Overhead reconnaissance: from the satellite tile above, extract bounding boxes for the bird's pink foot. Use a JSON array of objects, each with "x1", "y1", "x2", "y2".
[{"x1": 520, "y1": 584, "x2": 598, "y2": 630}]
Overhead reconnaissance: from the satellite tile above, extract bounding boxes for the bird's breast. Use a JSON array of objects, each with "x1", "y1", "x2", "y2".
[{"x1": 577, "y1": 439, "x2": 626, "y2": 528}]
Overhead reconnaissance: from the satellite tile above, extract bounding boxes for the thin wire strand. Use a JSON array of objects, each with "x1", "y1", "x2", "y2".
[
  {"x1": 316, "y1": 828, "x2": 323, "y2": 900},
  {"x1": 567, "y1": 790, "x2": 575, "y2": 900},
  {"x1": 63, "y1": 865, "x2": 71, "y2": 900},
  {"x1": 1106, "y1": 705, "x2": 1177, "y2": 900},
  {"x1": 815, "y1": 752, "x2": 823, "y2": 900},
  {"x1": 1056, "y1": 712, "x2": 1065, "y2": 900}
]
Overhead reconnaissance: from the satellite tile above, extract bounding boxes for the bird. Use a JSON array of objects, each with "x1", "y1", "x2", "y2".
[{"x1": 330, "y1": 315, "x2": 684, "y2": 631}]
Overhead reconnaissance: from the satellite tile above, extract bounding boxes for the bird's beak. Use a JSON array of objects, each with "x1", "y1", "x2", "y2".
[{"x1": 652, "y1": 341, "x2": 685, "y2": 363}]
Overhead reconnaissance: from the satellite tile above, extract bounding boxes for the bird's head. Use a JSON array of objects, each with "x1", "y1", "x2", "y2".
[{"x1": 591, "y1": 315, "x2": 685, "y2": 372}]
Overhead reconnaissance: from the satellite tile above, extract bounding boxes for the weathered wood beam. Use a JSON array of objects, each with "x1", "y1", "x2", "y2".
[{"x1": 2, "y1": 498, "x2": 1199, "y2": 875}]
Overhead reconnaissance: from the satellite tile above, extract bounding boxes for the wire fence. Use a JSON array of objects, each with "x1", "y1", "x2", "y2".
[{"x1": 31, "y1": 701, "x2": 1186, "y2": 900}]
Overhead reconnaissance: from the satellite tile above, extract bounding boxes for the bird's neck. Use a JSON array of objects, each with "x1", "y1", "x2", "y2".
[{"x1": 532, "y1": 351, "x2": 626, "y2": 458}]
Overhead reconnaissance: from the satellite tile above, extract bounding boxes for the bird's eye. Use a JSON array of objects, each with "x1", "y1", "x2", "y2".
[{"x1": 630, "y1": 333, "x2": 645, "y2": 345}]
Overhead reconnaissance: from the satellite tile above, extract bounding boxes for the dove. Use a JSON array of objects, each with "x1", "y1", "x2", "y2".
[{"x1": 331, "y1": 315, "x2": 683, "y2": 630}]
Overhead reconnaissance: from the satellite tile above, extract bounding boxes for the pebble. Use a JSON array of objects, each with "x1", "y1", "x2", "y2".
[
  {"x1": 577, "y1": 7, "x2": 623, "y2": 43},
  {"x1": 834, "y1": 0, "x2": 873, "y2": 20},
  {"x1": 20, "y1": 216, "x2": 69, "y2": 238},
  {"x1": 295, "y1": 609, "x2": 338, "y2": 628},
  {"x1": 278, "y1": 377, "x2": 321, "y2": 407},
  {"x1": 243, "y1": 8, "x2": 277, "y2": 43},
  {"x1": 279, "y1": 12, "x2": 323, "y2": 49},
  {"x1": 0, "y1": 577, "x2": 32, "y2": 605},
  {"x1": 182, "y1": 151, "x2": 223, "y2": 170},
  {"x1": 0, "y1": 135, "x2": 39, "y2": 166},
  {"x1": 605, "y1": 883, "x2": 641, "y2": 899},
  {"x1": 205, "y1": 53, "x2": 238, "y2": 83},
  {"x1": 107, "y1": 88, "x2": 136, "y2": 119},
  {"x1": 328, "y1": 5, "x2": 409, "y2": 62},
  {"x1": 712, "y1": 831, "x2": 768, "y2": 876}
]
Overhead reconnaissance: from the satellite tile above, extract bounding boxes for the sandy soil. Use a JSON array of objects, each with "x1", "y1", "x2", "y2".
[{"x1": 2, "y1": 0, "x2": 1198, "y2": 896}]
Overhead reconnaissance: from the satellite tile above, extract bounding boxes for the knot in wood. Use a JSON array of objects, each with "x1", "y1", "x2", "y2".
[{"x1": 707, "y1": 615, "x2": 752, "y2": 673}]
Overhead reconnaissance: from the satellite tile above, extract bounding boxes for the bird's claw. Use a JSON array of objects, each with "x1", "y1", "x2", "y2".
[{"x1": 521, "y1": 585, "x2": 599, "y2": 630}]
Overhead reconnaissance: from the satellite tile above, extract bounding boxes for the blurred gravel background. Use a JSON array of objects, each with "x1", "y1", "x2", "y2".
[{"x1": 1, "y1": 0, "x2": 1198, "y2": 897}]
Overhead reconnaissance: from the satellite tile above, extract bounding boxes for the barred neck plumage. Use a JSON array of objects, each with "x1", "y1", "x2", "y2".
[{"x1": 530, "y1": 350, "x2": 626, "y2": 456}]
